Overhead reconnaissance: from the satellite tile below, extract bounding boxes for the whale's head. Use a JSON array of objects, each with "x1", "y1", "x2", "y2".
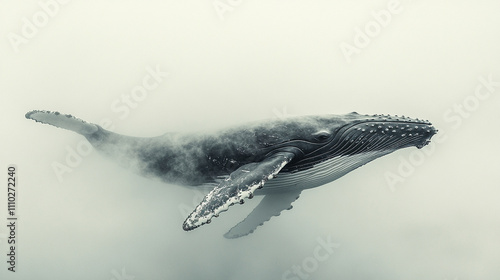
[{"x1": 259, "y1": 112, "x2": 437, "y2": 174}]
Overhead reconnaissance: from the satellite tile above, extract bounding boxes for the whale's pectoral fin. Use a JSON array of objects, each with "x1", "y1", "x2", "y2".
[
  {"x1": 224, "y1": 189, "x2": 302, "y2": 239},
  {"x1": 182, "y1": 152, "x2": 295, "y2": 231}
]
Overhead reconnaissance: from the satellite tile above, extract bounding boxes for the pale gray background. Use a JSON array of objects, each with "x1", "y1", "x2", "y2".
[{"x1": 1, "y1": 1, "x2": 500, "y2": 279}]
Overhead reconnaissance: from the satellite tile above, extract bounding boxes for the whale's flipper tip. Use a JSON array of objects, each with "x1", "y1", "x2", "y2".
[
  {"x1": 183, "y1": 152, "x2": 295, "y2": 232},
  {"x1": 26, "y1": 110, "x2": 98, "y2": 135}
]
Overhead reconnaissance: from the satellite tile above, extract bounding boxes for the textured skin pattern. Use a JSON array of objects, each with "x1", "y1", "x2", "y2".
[
  {"x1": 183, "y1": 152, "x2": 294, "y2": 231},
  {"x1": 26, "y1": 110, "x2": 437, "y2": 235}
]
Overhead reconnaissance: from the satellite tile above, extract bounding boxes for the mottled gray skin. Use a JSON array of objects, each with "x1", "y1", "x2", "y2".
[
  {"x1": 81, "y1": 112, "x2": 436, "y2": 190},
  {"x1": 26, "y1": 110, "x2": 437, "y2": 235}
]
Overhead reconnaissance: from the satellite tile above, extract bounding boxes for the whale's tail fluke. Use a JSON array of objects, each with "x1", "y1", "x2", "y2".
[{"x1": 25, "y1": 110, "x2": 98, "y2": 135}]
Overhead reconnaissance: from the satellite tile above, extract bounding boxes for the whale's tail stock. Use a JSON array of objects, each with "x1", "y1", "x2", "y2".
[{"x1": 25, "y1": 110, "x2": 98, "y2": 135}]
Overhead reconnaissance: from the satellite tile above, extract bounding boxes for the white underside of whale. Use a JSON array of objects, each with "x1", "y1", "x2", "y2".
[{"x1": 260, "y1": 150, "x2": 394, "y2": 193}]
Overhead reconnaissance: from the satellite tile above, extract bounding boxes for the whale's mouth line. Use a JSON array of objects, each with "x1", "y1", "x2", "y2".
[
  {"x1": 262, "y1": 118, "x2": 433, "y2": 157},
  {"x1": 284, "y1": 118, "x2": 436, "y2": 171}
]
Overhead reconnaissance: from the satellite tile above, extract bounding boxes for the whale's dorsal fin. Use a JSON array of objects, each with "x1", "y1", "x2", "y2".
[
  {"x1": 182, "y1": 152, "x2": 295, "y2": 231},
  {"x1": 224, "y1": 189, "x2": 302, "y2": 239}
]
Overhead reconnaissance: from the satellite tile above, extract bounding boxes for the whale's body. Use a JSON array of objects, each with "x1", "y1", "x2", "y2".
[{"x1": 26, "y1": 110, "x2": 437, "y2": 238}]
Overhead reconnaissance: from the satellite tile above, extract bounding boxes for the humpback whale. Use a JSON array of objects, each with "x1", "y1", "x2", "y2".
[{"x1": 26, "y1": 110, "x2": 437, "y2": 238}]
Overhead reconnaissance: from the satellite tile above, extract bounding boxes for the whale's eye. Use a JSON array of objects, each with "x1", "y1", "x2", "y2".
[{"x1": 312, "y1": 130, "x2": 331, "y2": 141}]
